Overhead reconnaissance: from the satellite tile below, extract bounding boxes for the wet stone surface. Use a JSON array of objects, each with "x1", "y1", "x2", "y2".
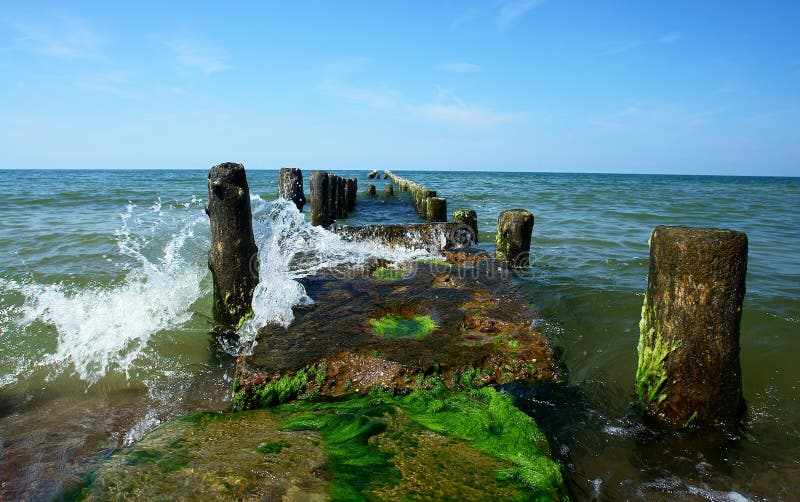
[
  {"x1": 77, "y1": 388, "x2": 563, "y2": 501},
  {"x1": 235, "y1": 257, "x2": 560, "y2": 406}
]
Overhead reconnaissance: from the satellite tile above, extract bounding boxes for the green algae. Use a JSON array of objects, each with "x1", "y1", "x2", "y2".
[
  {"x1": 416, "y1": 258, "x2": 452, "y2": 267},
  {"x1": 78, "y1": 387, "x2": 566, "y2": 501},
  {"x1": 636, "y1": 298, "x2": 681, "y2": 406},
  {"x1": 278, "y1": 386, "x2": 566, "y2": 500},
  {"x1": 76, "y1": 409, "x2": 330, "y2": 501},
  {"x1": 369, "y1": 314, "x2": 437, "y2": 339},
  {"x1": 371, "y1": 267, "x2": 407, "y2": 281},
  {"x1": 235, "y1": 309, "x2": 253, "y2": 329},
  {"x1": 255, "y1": 440, "x2": 290, "y2": 454},
  {"x1": 282, "y1": 406, "x2": 399, "y2": 500},
  {"x1": 233, "y1": 364, "x2": 328, "y2": 411}
]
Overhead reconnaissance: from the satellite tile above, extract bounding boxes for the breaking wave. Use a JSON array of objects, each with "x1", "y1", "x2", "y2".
[{"x1": 0, "y1": 197, "x2": 209, "y2": 387}]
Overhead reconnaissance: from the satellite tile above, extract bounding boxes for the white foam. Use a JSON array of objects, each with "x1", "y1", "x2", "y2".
[
  {"x1": 237, "y1": 198, "x2": 434, "y2": 347},
  {"x1": 3, "y1": 199, "x2": 209, "y2": 386}
]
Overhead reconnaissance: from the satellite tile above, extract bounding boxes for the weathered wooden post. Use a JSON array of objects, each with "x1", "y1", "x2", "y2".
[
  {"x1": 637, "y1": 226, "x2": 747, "y2": 428},
  {"x1": 495, "y1": 209, "x2": 533, "y2": 268},
  {"x1": 366, "y1": 184, "x2": 377, "y2": 197},
  {"x1": 454, "y1": 209, "x2": 478, "y2": 243},
  {"x1": 345, "y1": 178, "x2": 358, "y2": 211},
  {"x1": 385, "y1": 183, "x2": 394, "y2": 196},
  {"x1": 310, "y1": 171, "x2": 333, "y2": 227},
  {"x1": 327, "y1": 174, "x2": 346, "y2": 219},
  {"x1": 206, "y1": 162, "x2": 259, "y2": 325},
  {"x1": 426, "y1": 197, "x2": 447, "y2": 222},
  {"x1": 337, "y1": 176, "x2": 347, "y2": 218},
  {"x1": 277, "y1": 167, "x2": 306, "y2": 211}
]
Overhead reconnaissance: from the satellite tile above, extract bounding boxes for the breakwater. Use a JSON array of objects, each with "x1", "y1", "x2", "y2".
[
  {"x1": 1, "y1": 169, "x2": 796, "y2": 501},
  {"x1": 384, "y1": 170, "x2": 447, "y2": 222}
]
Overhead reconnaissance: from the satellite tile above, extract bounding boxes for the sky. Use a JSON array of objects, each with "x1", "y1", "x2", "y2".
[{"x1": 0, "y1": 1, "x2": 798, "y2": 176}]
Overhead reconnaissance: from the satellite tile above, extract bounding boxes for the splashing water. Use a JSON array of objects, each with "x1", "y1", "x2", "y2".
[
  {"x1": 0, "y1": 197, "x2": 209, "y2": 387},
  {"x1": 237, "y1": 198, "x2": 435, "y2": 347}
]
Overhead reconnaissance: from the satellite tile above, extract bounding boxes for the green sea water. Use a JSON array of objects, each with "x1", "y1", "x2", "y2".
[{"x1": 0, "y1": 169, "x2": 797, "y2": 500}]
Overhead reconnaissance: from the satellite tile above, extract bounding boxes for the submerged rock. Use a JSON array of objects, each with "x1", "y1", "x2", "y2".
[
  {"x1": 235, "y1": 258, "x2": 560, "y2": 409},
  {"x1": 77, "y1": 388, "x2": 566, "y2": 500}
]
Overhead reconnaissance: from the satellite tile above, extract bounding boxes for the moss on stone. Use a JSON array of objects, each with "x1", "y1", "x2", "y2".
[
  {"x1": 636, "y1": 298, "x2": 681, "y2": 406},
  {"x1": 255, "y1": 440, "x2": 290, "y2": 455},
  {"x1": 279, "y1": 386, "x2": 566, "y2": 500},
  {"x1": 371, "y1": 267, "x2": 407, "y2": 281},
  {"x1": 233, "y1": 364, "x2": 328, "y2": 411},
  {"x1": 416, "y1": 258, "x2": 452, "y2": 267},
  {"x1": 369, "y1": 315, "x2": 437, "y2": 339}
]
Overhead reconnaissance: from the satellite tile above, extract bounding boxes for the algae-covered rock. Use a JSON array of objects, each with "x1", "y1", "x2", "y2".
[
  {"x1": 74, "y1": 410, "x2": 328, "y2": 501},
  {"x1": 78, "y1": 387, "x2": 566, "y2": 501},
  {"x1": 235, "y1": 260, "x2": 560, "y2": 409}
]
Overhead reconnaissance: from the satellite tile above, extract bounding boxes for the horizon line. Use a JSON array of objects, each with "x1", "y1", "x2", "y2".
[{"x1": 0, "y1": 167, "x2": 796, "y2": 179}]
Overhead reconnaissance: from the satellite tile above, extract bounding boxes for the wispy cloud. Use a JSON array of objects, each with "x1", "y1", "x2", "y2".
[
  {"x1": 452, "y1": 7, "x2": 479, "y2": 28},
  {"x1": 587, "y1": 101, "x2": 714, "y2": 132},
  {"x1": 318, "y1": 61, "x2": 516, "y2": 127},
  {"x1": 497, "y1": 0, "x2": 546, "y2": 32},
  {"x1": 438, "y1": 61, "x2": 485, "y2": 73},
  {"x1": 163, "y1": 35, "x2": 230, "y2": 76},
  {"x1": 602, "y1": 31, "x2": 684, "y2": 56},
  {"x1": 319, "y1": 78, "x2": 401, "y2": 110},
  {"x1": 11, "y1": 13, "x2": 104, "y2": 60},
  {"x1": 410, "y1": 88, "x2": 519, "y2": 127},
  {"x1": 317, "y1": 58, "x2": 400, "y2": 109},
  {"x1": 601, "y1": 40, "x2": 645, "y2": 56},
  {"x1": 659, "y1": 31, "x2": 683, "y2": 44},
  {"x1": 74, "y1": 71, "x2": 139, "y2": 98}
]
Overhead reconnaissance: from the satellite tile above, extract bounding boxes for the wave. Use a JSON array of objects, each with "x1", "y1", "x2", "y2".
[
  {"x1": 0, "y1": 196, "x2": 209, "y2": 387},
  {"x1": 0, "y1": 195, "x2": 437, "y2": 388},
  {"x1": 237, "y1": 198, "x2": 435, "y2": 348}
]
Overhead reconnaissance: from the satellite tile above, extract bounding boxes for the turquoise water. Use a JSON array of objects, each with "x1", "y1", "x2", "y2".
[{"x1": 0, "y1": 169, "x2": 798, "y2": 500}]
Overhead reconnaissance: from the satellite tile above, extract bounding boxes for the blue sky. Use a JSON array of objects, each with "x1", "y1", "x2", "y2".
[{"x1": 1, "y1": 1, "x2": 798, "y2": 175}]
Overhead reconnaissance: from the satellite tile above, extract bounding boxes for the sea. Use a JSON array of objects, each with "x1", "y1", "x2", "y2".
[{"x1": 0, "y1": 169, "x2": 797, "y2": 500}]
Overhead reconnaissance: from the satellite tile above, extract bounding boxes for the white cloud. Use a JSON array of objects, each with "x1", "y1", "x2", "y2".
[
  {"x1": 74, "y1": 71, "x2": 138, "y2": 98},
  {"x1": 601, "y1": 40, "x2": 645, "y2": 56},
  {"x1": 318, "y1": 78, "x2": 401, "y2": 110},
  {"x1": 12, "y1": 14, "x2": 104, "y2": 60},
  {"x1": 318, "y1": 61, "x2": 516, "y2": 127},
  {"x1": 587, "y1": 101, "x2": 714, "y2": 132},
  {"x1": 438, "y1": 61, "x2": 485, "y2": 73},
  {"x1": 497, "y1": 0, "x2": 546, "y2": 32},
  {"x1": 163, "y1": 35, "x2": 230, "y2": 76},
  {"x1": 409, "y1": 88, "x2": 519, "y2": 127},
  {"x1": 659, "y1": 31, "x2": 684, "y2": 44},
  {"x1": 452, "y1": 7, "x2": 479, "y2": 28},
  {"x1": 317, "y1": 58, "x2": 401, "y2": 109},
  {"x1": 410, "y1": 103, "x2": 517, "y2": 126}
]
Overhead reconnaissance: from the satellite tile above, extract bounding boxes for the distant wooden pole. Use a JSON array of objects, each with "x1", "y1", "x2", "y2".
[
  {"x1": 310, "y1": 171, "x2": 333, "y2": 227},
  {"x1": 454, "y1": 209, "x2": 478, "y2": 243},
  {"x1": 366, "y1": 184, "x2": 377, "y2": 197},
  {"x1": 277, "y1": 167, "x2": 306, "y2": 211},
  {"x1": 426, "y1": 197, "x2": 447, "y2": 223},
  {"x1": 637, "y1": 226, "x2": 747, "y2": 428},
  {"x1": 495, "y1": 209, "x2": 533, "y2": 268},
  {"x1": 385, "y1": 183, "x2": 394, "y2": 196},
  {"x1": 206, "y1": 162, "x2": 259, "y2": 325},
  {"x1": 345, "y1": 178, "x2": 358, "y2": 211}
]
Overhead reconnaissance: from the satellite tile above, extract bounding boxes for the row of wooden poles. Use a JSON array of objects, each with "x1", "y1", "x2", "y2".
[{"x1": 208, "y1": 162, "x2": 749, "y2": 430}]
